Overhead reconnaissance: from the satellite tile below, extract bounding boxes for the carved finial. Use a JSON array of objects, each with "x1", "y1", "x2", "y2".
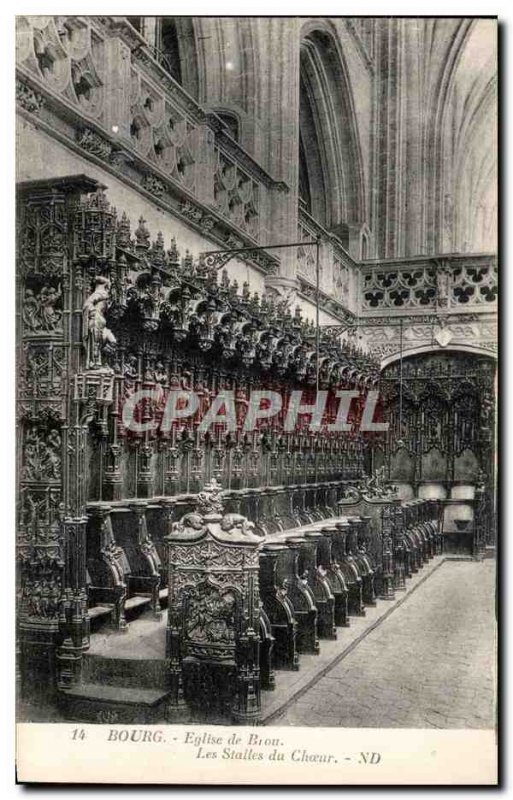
[
  {"x1": 117, "y1": 212, "x2": 132, "y2": 249},
  {"x1": 249, "y1": 291, "x2": 260, "y2": 314},
  {"x1": 88, "y1": 188, "x2": 110, "y2": 211},
  {"x1": 167, "y1": 236, "x2": 179, "y2": 265},
  {"x1": 149, "y1": 231, "x2": 165, "y2": 267},
  {"x1": 196, "y1": 478, "x2": 224, "y2": 515},
  {"x1": 282, "y1": 306, "x2": 292, "y2": 326},
  {"x1": 182, "y1": 249, "x2": 193, "y2": 272},
  {"x1": 220, "y1": 269, "x2": 230, "y2": 289},
  {"x1": 361, "y1": 467, "x2": 398, "y2": 499},
  {"x1": 135, "y1": 216, "x2": 150, "y2": 250}
]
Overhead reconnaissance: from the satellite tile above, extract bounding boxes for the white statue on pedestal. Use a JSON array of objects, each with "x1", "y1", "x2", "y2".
[{"x1": 83, "y1": 277, "x2": 117, "y2": 370}]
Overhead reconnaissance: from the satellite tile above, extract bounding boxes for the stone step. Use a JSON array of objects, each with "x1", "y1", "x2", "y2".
[
  {"x1": 64, "y1": 682, "x2": 169, "y2": 705},
  {"x1": 83, "y1": 653, "x2": 169, "y2": 690},
  {"x1": 59, "y1": 682, "x2": 174, "y2": 724}
]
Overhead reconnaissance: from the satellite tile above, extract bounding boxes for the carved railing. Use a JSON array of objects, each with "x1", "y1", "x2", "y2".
[
  {"x1": 15, "y1": 16, "x2": 281, "y2": 273},
  {"x1": 213, "y1": 144, "x2": 264, "y2": 242},
  {"x1": 357, "y1": 254, "x2": 498, "y2": 361},
  {"x1": 297, "y1": 207, "x2": 359, "y2": 318},
  {"x1": 359, "y1": 254, "x2": 497, "y2": 315}
]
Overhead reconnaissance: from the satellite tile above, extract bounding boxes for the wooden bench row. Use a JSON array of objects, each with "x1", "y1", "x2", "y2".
[
  {"x1": 256, "y1": 505, "x2": 442, "y2": 688},
  {"x1": 84, "y1": 494, "x2": 442, "y2": 705},
  {"x1": 84, "y1": 481, "x2": 353, "y2": 630}
]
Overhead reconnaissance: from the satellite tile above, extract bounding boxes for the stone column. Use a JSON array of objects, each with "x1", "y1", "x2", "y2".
[
  {"x1": 16, "y1": 176, "x2": 100, "y2": 698},
  {"x1": 103, "y1": 37, "x2": 132, "y2": 142},
  {"x1": 261, "y1": 19, "x2": 301, "y2": 298}
]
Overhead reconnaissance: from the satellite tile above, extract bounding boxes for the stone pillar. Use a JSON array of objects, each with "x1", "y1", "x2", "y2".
[
  {"x1": 262, "y1": 19, "x2": 301, "y2": 298},
  {"x1": 191, "y1": 124, "x2": 216, "y2": 207},
  {"x1": 141, "y1": 17, "x2": 159, "y2": 48},
  {"x1": 103, "y1": 37, "x2": 132, "y2": 142},
  {"x1": 16, "y1": 176, "x2": 100, "y2": 699},
  {"x1": 371, "y1": 19, "x2": 407, "y2": 259}
]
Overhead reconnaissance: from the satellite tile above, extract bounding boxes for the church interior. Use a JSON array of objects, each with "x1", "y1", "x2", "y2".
[{"x1": 15, "y1": 15, "x2": 497, "y2": 727}]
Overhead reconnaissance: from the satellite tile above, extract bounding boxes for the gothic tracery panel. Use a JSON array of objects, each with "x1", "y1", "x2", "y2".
[{"x1": 381, "y1": 351, "x2": 495, "y2": 491}]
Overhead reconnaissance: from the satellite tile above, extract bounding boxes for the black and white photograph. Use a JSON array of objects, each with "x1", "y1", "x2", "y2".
[{"x1": 14, "y1": 9, "x2": 498, "y2": 785}]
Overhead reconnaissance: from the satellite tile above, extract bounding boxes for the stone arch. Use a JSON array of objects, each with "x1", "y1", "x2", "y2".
[
  {"x1": 421, "y1": 19, "x2": 474, "y2": 252},
  {"x1": 435, "y1": 19, "x2": 497, "y2": 254},
  {"x1": 422, "y1": 19, "x2": 496, "y2": 254},
  {"x1": 174, "y1": 18, "x2": 200, "y2": 100},
  {"x1": 299, "y1": 22, "x2": 366, "y2": 229},
  {"x1": 145, "y1": 17, "x2": 201, "y2": 100},
  {"x1": 193, "y1": 18, "x2": 260, "y2": 155},
  {"x1": 380, "y1": 343, "x2": 497, "y2": 372},
  {"x1": 449, "y1": 77, "x2": 497, "y2": 253}
]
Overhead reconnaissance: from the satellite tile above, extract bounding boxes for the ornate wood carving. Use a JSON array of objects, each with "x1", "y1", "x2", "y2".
[
  {"x1": 166, "y1": 479, "x2": 264, "y2": 723},
  {"x1": 381, "y1": 352, "x2": 496, "y2": 497}
]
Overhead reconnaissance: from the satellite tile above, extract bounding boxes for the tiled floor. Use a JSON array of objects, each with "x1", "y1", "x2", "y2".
[{"x1": 272, "y1": 559, "x2": 497, "y2": 728}]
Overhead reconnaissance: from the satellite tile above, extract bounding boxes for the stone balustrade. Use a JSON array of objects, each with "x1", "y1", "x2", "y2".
[
  {"x1": 15, "y1": 16, "x2": 284, "y2": 271},
  {"x1": 360, "y1": 254, "x2": 497, "y2": 315}
]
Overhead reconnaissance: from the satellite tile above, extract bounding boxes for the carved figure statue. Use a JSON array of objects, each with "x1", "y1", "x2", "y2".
[
  {"x1": 39, "y1": 284, "x2": 62, "y2": 331},
  {"x1": 235, "y1": 387, "x2": 249, "y2": 429},
  {"x1": 154, "y1": 361, "x2": 167, "y2": 386},
  {"x1": 45, "y1": 429, "x2": 62, "y2": 479},
  {"x1": 23, "y1": 284, "x2": 63, "y2": 333},
  {"x1": 49, "y1": 578, "x2": 61, "y2": 616},
  {"x1": 186, "y1": 584, "x2": 236, "y2": 644},
  {"x1": 436, "y1": 261, "x2": 451, "y2": 309},
  {"x1": 83, "y1": 277, "x2": 117, "y2": 369},
  {"x1": 22, "y1": 289, "x2": 40, "y2": 331},
  {"x1": 40, "y1": 578, "x2": 50, "y2": 616},
  {"x1": 195, "y1": 379, "x2": 210, "y2": 418},
  {"x1": 180, "y1": 512, "x2": 205, "y2": 531},
  {"x1": 152, "y1": 361, "x2": 167, "y2": 415},
  {"x1": 220, "y1": 513, "x2": 255, "y2": 535},
  {"x1": 362, "y1": 466, "x2": 398, "y2": 498},
  {"x1": 22, "y1": 428, "x2": 62, "y2": 482},
  {"x1": 27, "y1": 579, "x2": 42, "y2": 617}
]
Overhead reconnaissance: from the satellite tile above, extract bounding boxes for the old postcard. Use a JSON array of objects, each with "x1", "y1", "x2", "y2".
[{"x1": 15, "y1": 10, "x2": 498, "y2": 785}]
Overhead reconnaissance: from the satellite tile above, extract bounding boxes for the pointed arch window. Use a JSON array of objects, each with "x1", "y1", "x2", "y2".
[
  {"x1": 148, "y1": 17, "x2": 199, "y2": 99},
  {"x1": 299, "y1": 27, "x2": 365, "y2": 230},
  {"x1": 159, "y1": 18, "x2": 182, "y2": 86}
]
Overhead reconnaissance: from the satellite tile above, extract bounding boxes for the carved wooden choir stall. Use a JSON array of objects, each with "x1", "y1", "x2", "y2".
[{"x1": 16, "y1": 176, "x2": 488, "y2": 724}]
